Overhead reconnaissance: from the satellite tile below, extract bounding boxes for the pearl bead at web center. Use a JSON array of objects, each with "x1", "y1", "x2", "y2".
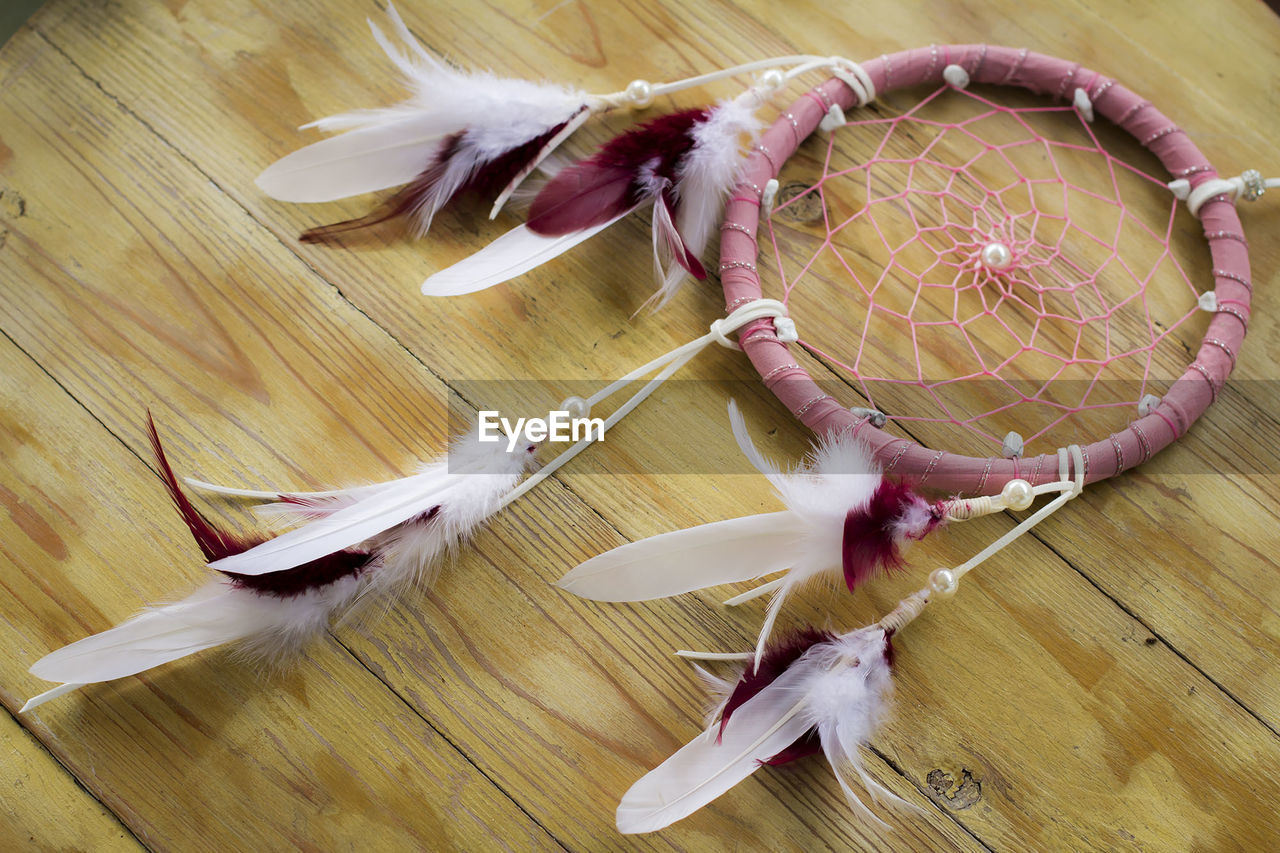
[{"x1": 980, "y1": 241, "x2": 1014, "y2": 270}]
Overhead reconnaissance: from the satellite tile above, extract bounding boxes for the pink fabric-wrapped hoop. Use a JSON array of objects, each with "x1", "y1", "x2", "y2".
[{"x1": 718, "y1": 44, "x2": 1249, "y2": 495}]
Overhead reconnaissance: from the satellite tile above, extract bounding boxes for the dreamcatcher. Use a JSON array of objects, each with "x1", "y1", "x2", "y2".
[
  {"x1": 21, "y1": 10, "x2": 1266, "y2": 841},
  {"x1": 561, "y1": 45, "x2": 1261, "y2": 831}
]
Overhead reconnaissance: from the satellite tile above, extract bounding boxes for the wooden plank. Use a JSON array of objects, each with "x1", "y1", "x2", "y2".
[
  {"x1": 2, "y1": 0, "x2": 1277, "y2": 849},
  {"x1": 0, "y1": 17, "x2": 976, "y2": 852},
  {"x1": 0, "y1": 709, "x2": 138, "y2": 852}
]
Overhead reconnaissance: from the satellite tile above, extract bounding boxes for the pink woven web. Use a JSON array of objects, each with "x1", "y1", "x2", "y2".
[{"x1": 762, "y1": 83, "x2": 1204, "y2": 454}]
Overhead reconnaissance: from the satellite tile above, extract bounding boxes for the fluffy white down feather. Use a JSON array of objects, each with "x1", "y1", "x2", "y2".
[
  {"x1": 617, "y1": 626, "x2": 908, "y2": 833},
  {"x1": 730, "y1": 401, "x2": 882, "y2": 660},
  {"x1": 363, "y1": 427, "x2": 539, "y2": 602},
  {"x1": 802, "y1": 629, "x2": 910, "y2": 826},
  {"x1": 646, "y1": 94, "x2": 763, "y2": 310}
]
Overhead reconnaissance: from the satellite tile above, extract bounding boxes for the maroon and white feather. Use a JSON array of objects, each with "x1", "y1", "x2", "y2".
[
  {"x1": 556, "y1": 401, "x2": 943, "y2": 661},
  {"x1": 422, "y1": 94, "x2": 761, "y2": 308},
  {"x1": 256, "y1": 4, "x2": 589, "y2": 242},
  {"x1": 22, "y1": 420, "x2": 537, "y2": 712},
  {"x1": 617, "y1": 626, "x2": 909, "y2": 834},
  {"x1": 207, "y1": 427, "x2": 537, "y2": 579}
]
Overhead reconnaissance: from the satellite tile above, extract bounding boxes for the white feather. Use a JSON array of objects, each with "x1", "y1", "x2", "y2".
[
  {"x1": 22, "y1": 577, "x2": 361, "y2": 711},
  {"x1": 257, "y1": 4, "x2": 586, "y2": 224},
  {"x1": 644, "y1": 94, "x2": 763, "y2": 310},
  {"x1": 804, "y1": 629, "x2": 910, "y2": 825},
  {"x1": 208, "y1": 470, "x2": 453, "y2": 576},
  {"x1": 23, "y1": 425, "x2": 538, "y2": 710},
  {"x1": 689, "y1": 664, "x2": 735, "y2": 728},
  {"x1": 555, "y1": 512, "x2": 805, "y2": 601},
  {"x1": 210, "y1": 428, "x2": 535, "y2": 577},
  {"x1": 616, "y1": 652, "x2": 822, "y2": 834},
  {"x1": 772, "y1": 425, "x2": 881, "y2": 521},
  {"x1": 618, "y1": 626, "x2": 908, "y2": 833},
  {"x1": 421, "y1": 214, "x2": 632, "y2": 296},
  {"x1": 256, "y1": 120, "x2": 452, "y2": 203},
  {"x1": 183, "y1": 478, "x2": 403, "y2": 522},
  {"x1": 358, "y1": 434, "x2": 537, "y2": 604},
  {"x1": 557, "y1": 404, "x2": 878, "y2": 607},
  {"x1": 752, "y1": 573, "x2": 803, "y2": 667},
  {"x1": 727, "y1": 400, "x2": 785, "y2": 486},
  {"x1": 736, "y1": 410, "x2": 885, "y2": 659},
  {"x1": 20, "y1": 682, "x2": 85, "y2": 713},
  {"x1": 649, "y1": 190, "x2": 682, "y2": 289}
]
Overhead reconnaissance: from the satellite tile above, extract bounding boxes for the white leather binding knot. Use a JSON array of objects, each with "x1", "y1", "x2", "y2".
[{"x1": 1169, "y1": 169, "x2": 1278, "y2": 216}]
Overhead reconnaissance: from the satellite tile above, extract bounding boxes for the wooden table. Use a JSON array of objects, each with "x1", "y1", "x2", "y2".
[{"x1": 2, "y1": 1, "x2": 1278, "y2": 849}]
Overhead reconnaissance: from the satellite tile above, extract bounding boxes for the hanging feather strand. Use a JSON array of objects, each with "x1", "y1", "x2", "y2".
[
  {"x1": 556, "y1": 401, "x2": 944, "y2": 659},
  {"x1": 256, "y1": 4, "x2": 591, "y2": 242},
  {"x1": 22, "y1": 418, "x2": 537, "y2": 712},
  {"x1": 422, "y1": 93, "x2": 762, "y2": 308},
  {"x1": 617, "y1": 625, "x2": 912, "y2": 834}
]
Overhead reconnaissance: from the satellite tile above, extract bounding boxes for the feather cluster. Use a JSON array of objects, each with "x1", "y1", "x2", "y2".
[
  {"x1": 556, "y1": 402, "x2": 942, "y2": 658},
  {"x1": 256, "y1": 4, "x2": 589, "y2": 242},
  {"x1": 617, "y1": 626, "x2": 909, "y2": 834},
  {"x1": 22, "y1": 419, "x2": 536, "y2": 712},
  {"x1": 258, "y1": 8, "x2": 763, "y2": 308},
  {"x1": 423, "y1": 95, "x2": 762, "y2": 308}
]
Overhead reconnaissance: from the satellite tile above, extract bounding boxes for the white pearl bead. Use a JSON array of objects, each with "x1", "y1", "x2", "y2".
[
  {"x1": 625, "y1": 79, "x2": 653, "y2": 108},
  {"x1": 929, "y1": 568, "x2": 959, "y2": 599},
  {"x1": 560, "y1": 396, "x2": 590, "y2": 420},
  {"x1": 980, "y1": 241, "x2": 1013, "y2": 270},
  {"x1": 758, "y1": 68, "x2": 785, "y2": 90},
  {"x1": 1001, "y1": 478, "x2": 1034, "y2": 511}
]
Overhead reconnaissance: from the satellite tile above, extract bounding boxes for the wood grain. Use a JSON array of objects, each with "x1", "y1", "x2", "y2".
[
  {"x1": 2, "y1": 0, "x2": 1278, "y2": 850},
  {"x1": 0, "y1": 708, "x2": 138, "y2": 852}
]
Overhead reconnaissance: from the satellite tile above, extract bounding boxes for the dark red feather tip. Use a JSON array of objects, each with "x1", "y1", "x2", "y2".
[
  {"x1": 409, "y1": 504, "x2": 441, "y2": 526},
  {"x1": 759, "y1": 631, "x2": 893, "y2": 767},
  {"x1": 681, "y1": 250, "x2": 707, "y2": 279},
  {"x1": 759, "y1": 732, "x2": 823, "y2": 767},
  {"x1": 147, "y1": 414, "x2": 255, "y2": 563},
  {"x1": 719, "y1": 626, "x2": 836, "y2": 740},
  {"x1": 526, "y1": 108, "x2": 711, "y2": 236},
  {"x1": 146, "y1": 414, "x2": 373, "y2": 598},
  {"x1": 840, "y1": 480, "x2": 941, "y2": 592}
]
